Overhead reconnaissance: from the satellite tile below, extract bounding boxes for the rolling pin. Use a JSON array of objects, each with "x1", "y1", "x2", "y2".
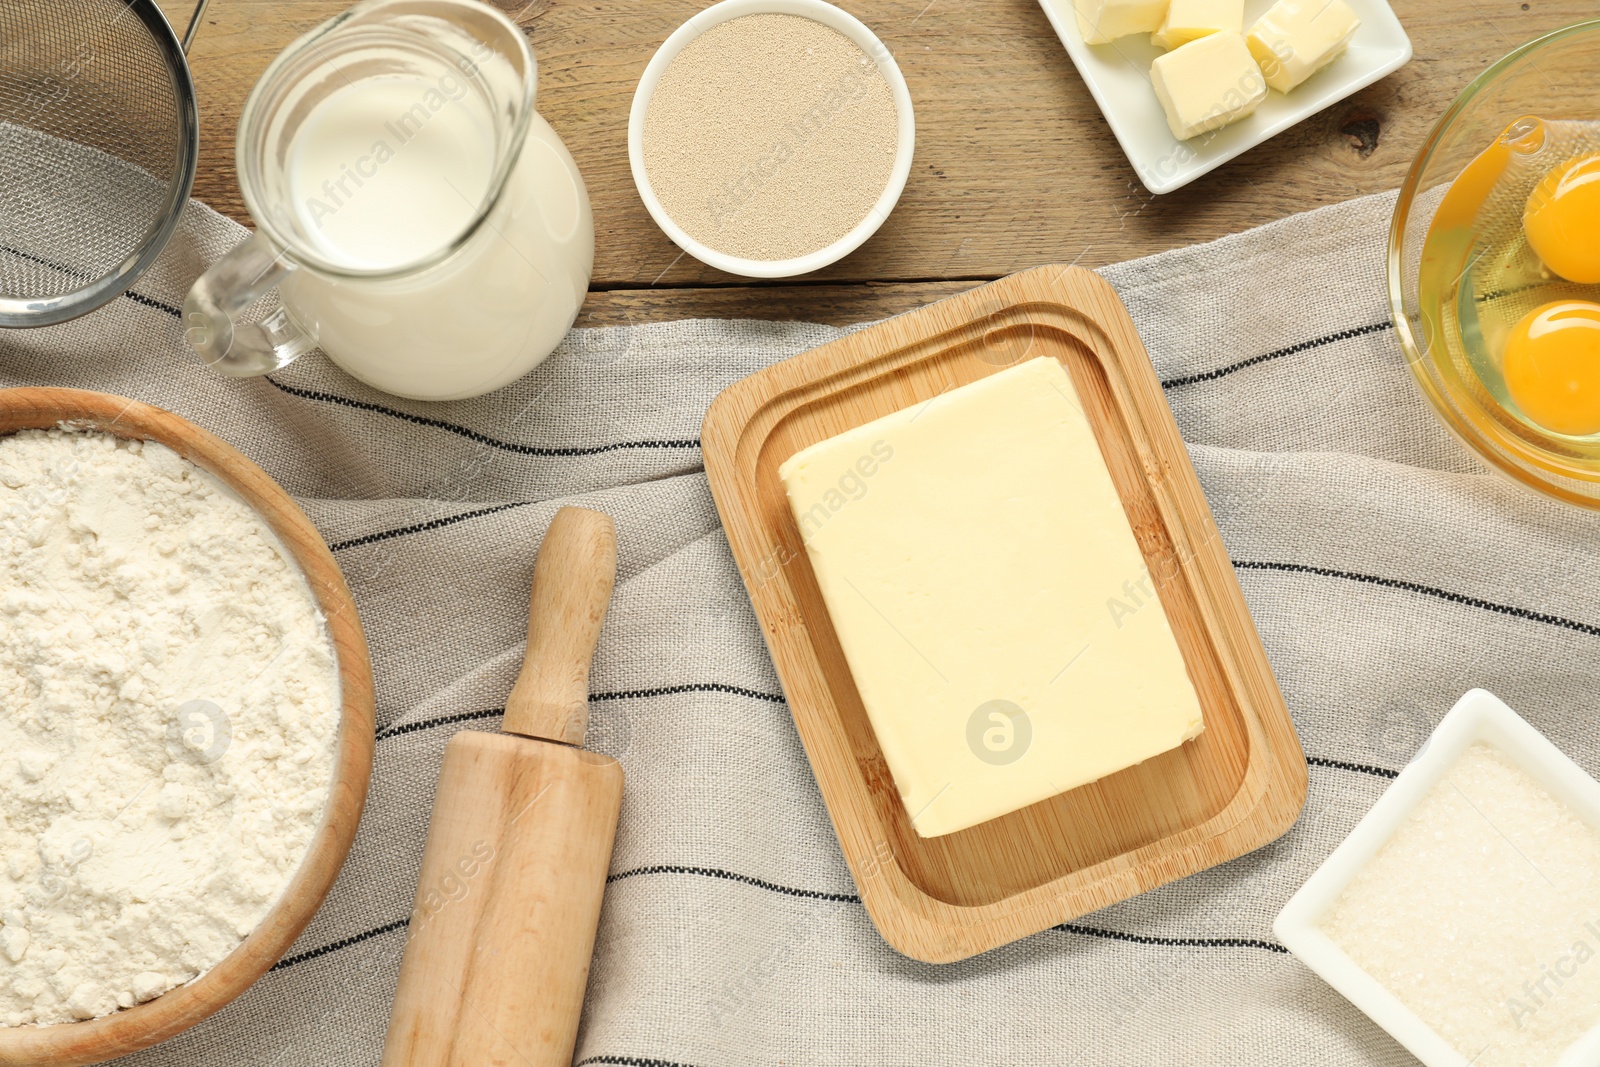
[{"x1": 382, "y1": 507, "x2": 623, "y2": 1067}]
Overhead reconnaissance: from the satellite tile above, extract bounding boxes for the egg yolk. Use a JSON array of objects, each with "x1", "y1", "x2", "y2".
[
  {"x1": 1503, "y1": 300, "x2": 1600, "y2": 436},
  {"x1": 1524, "y1": 153, "x2": 1600, "y2": 284}
]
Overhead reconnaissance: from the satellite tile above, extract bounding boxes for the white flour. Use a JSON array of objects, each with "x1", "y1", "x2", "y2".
[{"x1": 0, "y1": 429, "x2": 341, "y2": 1027}]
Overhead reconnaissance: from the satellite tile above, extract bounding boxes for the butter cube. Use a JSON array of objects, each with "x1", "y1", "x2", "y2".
[
  {"x1": 1074, "y1": 0, "x2": 1169, "y2": 44},
  {"x1": 1150, "y1": 0, "x2": 1244, "y2": 49},
  {"x1": 779, "y1": 357, "x2": 1204, "y2": 839},
  {"x1": 1247, "y1": 0, "x2": 1362, "y2": 93},
  {"x1": 1150, "y1": 33, "x2": 1266, "y2": 141}
]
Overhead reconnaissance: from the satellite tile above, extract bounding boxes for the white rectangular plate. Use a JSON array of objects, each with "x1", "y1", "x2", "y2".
[
  {"x1": 1274, "y1": 689, "x2": 1600, "y2": 1067},
  {"x1": 1037, "y1": 0, "x2": 1412, "y2": 193}
]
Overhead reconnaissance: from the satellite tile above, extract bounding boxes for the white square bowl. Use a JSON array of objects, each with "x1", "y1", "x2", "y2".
[
  {"x1": 1036, "y1": 0, "x2": 1412, "y2": 193},
  {"x1": 1274, "y1": 689, "x2": 1600, "y2": 1067}
]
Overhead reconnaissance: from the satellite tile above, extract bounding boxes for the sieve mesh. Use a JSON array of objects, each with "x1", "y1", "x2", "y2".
[{"x1": 0, "y1": 0, "x2": 196, "y2": 323}]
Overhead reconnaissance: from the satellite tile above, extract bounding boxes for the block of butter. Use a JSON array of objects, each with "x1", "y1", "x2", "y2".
[
  {"x1": 1150, "y1": 32, "x2": 1267, "y2": 141},
  {"x1": 1074, "y1": 0, "x2": 1169, "y2": 45},
  {"x1": 1246, "y1": 0, "x2": 1361, "y2": 92},
  {"x1": 1151, "y1": 0, "x2": 1243, "y2": 50},
  {"x1": 778, "y1": 357, "x2": 1204, "y2": 839}
]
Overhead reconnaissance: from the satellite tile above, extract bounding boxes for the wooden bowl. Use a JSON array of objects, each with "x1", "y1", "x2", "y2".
[{"x1": 0, "y1": 389, "x2": 375, "y2": 1066}]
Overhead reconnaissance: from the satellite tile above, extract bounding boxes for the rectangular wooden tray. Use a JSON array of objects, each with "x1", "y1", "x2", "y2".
[{"x1": 702, "y1": 266, "x2": 1308, "y2": 963}]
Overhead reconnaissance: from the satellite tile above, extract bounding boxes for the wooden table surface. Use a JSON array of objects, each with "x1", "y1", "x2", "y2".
[{"x1": 158, "y1": 0, "x2": 1590, "y2": 325}]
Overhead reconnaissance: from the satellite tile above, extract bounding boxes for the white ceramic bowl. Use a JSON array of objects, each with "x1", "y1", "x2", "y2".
[
  {"x1": 1275, "y1": 689, "x2": 1600, "y2": 1067},
  {"x1": 627, "y1": 0, "x2": 916, "y2": 279}
]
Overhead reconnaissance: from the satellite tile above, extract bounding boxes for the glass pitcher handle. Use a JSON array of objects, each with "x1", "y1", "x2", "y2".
[{"x1": 183, "y1": 233, "x2": 319, "y2": 377}]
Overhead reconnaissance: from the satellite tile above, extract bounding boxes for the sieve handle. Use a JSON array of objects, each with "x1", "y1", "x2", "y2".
[{"x1": 183, "y1": 233, "x2": 318, "y2": 377}]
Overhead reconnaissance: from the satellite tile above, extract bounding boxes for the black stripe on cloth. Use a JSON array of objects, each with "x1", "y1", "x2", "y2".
[
  {"x1": 372, "y1": 685, "x2": 785, "y2": 743},
  {"x1": 374, "y1": 708, "x2": 502, "y2": 742},
  {"x1": 607, "y1": 865, "x2": 861, "y2": 903},
  {"x1": 1160, "y1": 321, "x2": 1392, "y2": 389},
  {"x1": 1054, "y1": 922, "x2": 1288, "y2": 954},
  {"x1": 576, "y1": 1058, "x2": 700, "y2": 1067},
  {"x1": 1475, "y1": 281, "x2": 1544, "y2": 305},
  {"x1": 272, "y1": 854, "x2": 1321, "y2": 973},
  {"x1": 124, "y1": 289, "x2": 183, "y2": 319},
  {"x1": 1233, "y1": 559, "x2": 1600, "y2": 638},
  {"x1": 0, "y1": 240, "x2": 184, "y2": 320},
  {"x1": 610, "y1": 867, "x2": 1285, "y2": 955},
  {"x1": 327, "y1": 500, "x2": 539, "y2": 552},
  {"x1": 0, "y1": 241, "x2": 92, "y2": 283},
  {"x1": 1307, "y1": 755, "x2": 1399, "y2": 780},
  {"x1": 591, "y1": 683, "x2": 786, "y2": 705},
  {"x1": 271, "y1": 917, "x2": 408, "y2": 970},
  {"x1": 262, "y1": 376, "x2": 700, "y2": 457}
]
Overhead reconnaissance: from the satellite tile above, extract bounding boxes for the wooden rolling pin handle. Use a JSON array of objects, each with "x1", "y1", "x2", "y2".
[{"x1": 504, "y1": 507, "x2": 617, "y2": 745}]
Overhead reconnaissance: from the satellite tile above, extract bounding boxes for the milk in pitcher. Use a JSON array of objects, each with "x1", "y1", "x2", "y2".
[
  {"x1": 280, "y1": 72, "x2": 592, "y2": 400},
  {"x1": 185, "y1": 0, "x2": 594, "y2": 400}
]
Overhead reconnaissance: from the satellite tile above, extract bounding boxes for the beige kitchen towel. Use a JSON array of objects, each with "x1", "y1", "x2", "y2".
[{"x1": 5, "y1": 186, "x2": 1600, "y2": 1067}]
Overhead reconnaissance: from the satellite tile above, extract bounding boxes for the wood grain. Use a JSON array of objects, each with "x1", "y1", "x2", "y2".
[
  {"x1": 0, "y1": 388, "x2": 375, "y2": 1067},
  {"x1": 504, "y1": 507, "x2": 617, "y2": 745},
  {"x1": 701, "y1": 266, "x2": 1307, "y2": 962},
  {"x1": 162, "y1": 0, "x2": 1591, "y2": 293},
  {"x1": 381, "y1": 733, "x2": 623, "y2": 1067},
  {"x1": 383, "y1": 506, "x2": 623, "y2": 1067}
]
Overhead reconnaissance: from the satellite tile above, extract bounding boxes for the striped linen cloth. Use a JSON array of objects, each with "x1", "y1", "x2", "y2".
[{"x1": 6, "y1": 187, "x2": 1600, "y2": 1067}]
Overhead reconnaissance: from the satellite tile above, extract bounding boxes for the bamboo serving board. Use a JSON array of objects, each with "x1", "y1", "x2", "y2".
[{"x1": 702, "y1": 266, "x2": 1308, "y2": 964}]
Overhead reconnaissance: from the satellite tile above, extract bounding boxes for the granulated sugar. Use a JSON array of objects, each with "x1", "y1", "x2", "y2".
[
  {"x1": 642, "y1": 13, "x2": 898, "y2": 262},
  {"x1": 1322, "y1": 744, "x2": 1600, "y2": 1066}
]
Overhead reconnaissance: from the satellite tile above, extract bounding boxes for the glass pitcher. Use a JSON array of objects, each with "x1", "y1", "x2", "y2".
[{"x1": 184, "y1": 0, "x2": 593, "y2": 401}]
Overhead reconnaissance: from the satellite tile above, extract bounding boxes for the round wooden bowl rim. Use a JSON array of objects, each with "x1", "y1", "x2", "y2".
[{"x1": 0, "y1": 388, "x2": 376, "y2": 1067}]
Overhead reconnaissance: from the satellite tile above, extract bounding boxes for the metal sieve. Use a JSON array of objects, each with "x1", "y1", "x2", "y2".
[{"x1": 0, "y1": 0, "x2": 206, "y2": 328}]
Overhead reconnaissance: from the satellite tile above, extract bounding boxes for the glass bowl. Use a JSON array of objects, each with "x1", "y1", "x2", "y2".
[{"x1": 1389, "y1": 20, "x2": 1600, "y2": 508}]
